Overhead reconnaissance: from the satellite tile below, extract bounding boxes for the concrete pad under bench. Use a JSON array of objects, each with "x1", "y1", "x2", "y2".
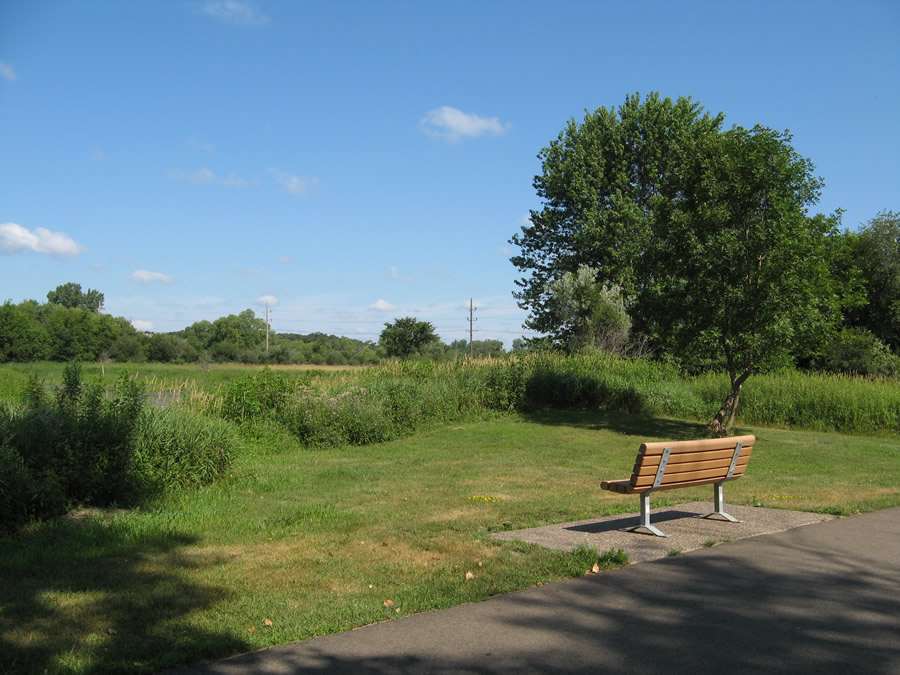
[{"x1": 489, "y1": 502, "x2": 836, "y2": 564}]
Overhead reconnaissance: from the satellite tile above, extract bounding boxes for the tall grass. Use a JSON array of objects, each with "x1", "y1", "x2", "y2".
[
  {"x1": 201, "y1": 355, "x2": 898, "y2": 450},
  {"x1": 0, "y1": 365, "x2": 243, "y2": 533}
]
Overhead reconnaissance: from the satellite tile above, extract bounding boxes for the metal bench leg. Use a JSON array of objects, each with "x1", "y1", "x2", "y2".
[
  {"x1": 702, "y1": 483, "x2": 742, "y2": 523},
  {"x1": 623, "y1": 492, "x2": 669, "y2": 537}
]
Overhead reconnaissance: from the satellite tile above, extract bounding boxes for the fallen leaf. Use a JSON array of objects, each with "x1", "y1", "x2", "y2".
[
  {"x1": 478, "y1": 561, "x2": 483, "y2": 567},
  {"x1": 383, "y1": 600, "x2": 394, "y2": 608},
  {"x1": 107, "y1": 628, "x2": 117, "y2": 635},
  {"x1": 395, "y1": 608, "x2": 401, "y2": 613},
  {"x1": 263, "y1": 619, "x2": 273, "y2": 627},
  {"x1": 465, "y1": 572, "x2": 475, "y2": 580},
  {"x1": 248, "y1": 626, "x2": 256, "y2": 633},
  {"x1": 592, "y1": 563, "x2": 600, "y2": 574},
  {"x1": 368, "y1": 584, "x2": 374, "y2": 589}
]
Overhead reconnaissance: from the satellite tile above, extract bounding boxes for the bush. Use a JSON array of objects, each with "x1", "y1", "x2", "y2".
[
  {"x1": 131, "y1": 408, "x2": 240, "y2": 498},
  {"x1": 0, "y1": 363, "x2": 244, "y2": 533},
  {"x1": 820, "y1": 328, "x2": 899, "y2": 377}
]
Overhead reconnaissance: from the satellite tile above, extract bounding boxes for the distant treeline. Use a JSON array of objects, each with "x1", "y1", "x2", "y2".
[{"x1": 0, "y1": 286, "x2": 510, "y2": 365}]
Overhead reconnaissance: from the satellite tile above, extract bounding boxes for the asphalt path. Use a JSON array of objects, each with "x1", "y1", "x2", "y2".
[{"x1": 173, "y1": 507, "x2": 900, "y2": 674}]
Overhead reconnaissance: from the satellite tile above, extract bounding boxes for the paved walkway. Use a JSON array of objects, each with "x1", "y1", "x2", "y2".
[{"x1": 173, "y1": 507, "x2": 900, "y2": 674}]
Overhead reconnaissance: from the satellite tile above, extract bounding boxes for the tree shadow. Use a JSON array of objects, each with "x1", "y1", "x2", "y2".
[
  {"x1": 170, "y1": 513, "x2": 900, "y2": 674},
  {"x1": 521, "y1": 408, "x2": 712, "y2": 440},
  {"x1": 0, "y1": 514, "x2": 247, "y2": 673}
]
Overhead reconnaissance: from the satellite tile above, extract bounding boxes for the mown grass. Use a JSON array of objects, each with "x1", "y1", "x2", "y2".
[{"x1": 2, "y1": 408, "x2": 897, "y2": 673}]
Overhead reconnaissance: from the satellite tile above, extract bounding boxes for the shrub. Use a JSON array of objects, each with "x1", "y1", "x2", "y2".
[
  {"x1": 820, "y1": 328, "x2": 899, "y2": 377},
  {"x1": 131, "y1": 408, "x2": 240, "y2": 498},
  {"x1": 0, "y1": 363, "x2": 243, "y2": 532}
]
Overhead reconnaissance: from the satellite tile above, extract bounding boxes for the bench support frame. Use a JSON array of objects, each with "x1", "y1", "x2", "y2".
[
  {"x1": 700, "y1": 441, "x2": 744, "y2": 524},
  {"x1": 623, "y1": 491, "x2": 670, "y2": 537},
  {"x1": 622, "y1": 447, "x2": 672, "y2": 537}
]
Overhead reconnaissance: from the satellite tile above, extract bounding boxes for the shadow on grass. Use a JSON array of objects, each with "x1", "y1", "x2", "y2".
[
  {"x1": 0, "y1": 515, "x2": 247, "y2": 674},
  {"x1": 522, "y1": 408, "x2": 712, "y2": 440},
  {"x1": 171, "y1": 511, "x2": 900, "y2": 674}
]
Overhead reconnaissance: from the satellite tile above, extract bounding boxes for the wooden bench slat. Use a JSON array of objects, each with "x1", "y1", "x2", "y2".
[
  {"x1": 632, "y1": 464, "x2": 748, "y2": 488},
  {"x1": 638, "y1": 435, "x2": 756, "y2": 456},
  {"x1": 637, "y1": 447, "x2": 753, "y2": 467},
  {"x1": 631, "y1": 454, "x2": 751, "y2": 479}
]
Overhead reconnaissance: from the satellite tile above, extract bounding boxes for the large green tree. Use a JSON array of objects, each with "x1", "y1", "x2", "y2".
[
  {"x1": 511, "y1": 93, "x2": 840, "y2": 434},
  {"x1": 646, "y1": 126, "x2": 840, "y2": 433},
  {"x1": 379, "y1": 317, "x2": 440, "y2": 358},
  {"x1": 511, "y1": 92, "x2": 724, "y2": 337}
]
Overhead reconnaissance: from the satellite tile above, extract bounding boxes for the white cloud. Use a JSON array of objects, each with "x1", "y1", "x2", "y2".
[
  {"x1": 0, "y1": 61, "x2": 17, "y2": 82},
  {"x1": 276, "y1": 255, "x2": 295, "y2": 264},
  {"x1": 388, "y1": 266, "x2": 414, "y2": 282},
  {"x1": 236, "y1": 267, "x2": 261, "y2": 277},
  {"x1": 130, "y1": 269, "x2": 174, "y2": 285},
  {"x1": 267, "y1": 168, "x2": 320, "y2": 196},
  {"x1": 131, "y1": 319, "x2": 154, "y2": 331},
  {"x1": 370, "y1": 299, "x2": 396, "y2": 312},
  {"x1": 168, "y1": 168, "x2": 215, "y2": 184},
  {"x1": 520, "y1": 213, "x2": 533, "y2": 226},
  {"x1": 496, "y1": 245, "x2": 511, "y2": 255},
  {"x1": 168, "y1": 168, "x2": 250, "y2": 187},
  {"x1": 420, "y1": 106, "x2": 510, "y2": 142},
  {"x1": 257, "y1": 294, "x2": 277, "y2": 305},
  {"x1": 201, "y1": 1, "x2": 269, "y2": 25},
  {"x1": 220, "y1": 172, "x2": 249, "y2": 187},
  {"x1": 92, "y1": 149, "x2": 106, "y2": 161},
  {"x1": 0, "y1": 222, "x2": 86, "y2": 257}
]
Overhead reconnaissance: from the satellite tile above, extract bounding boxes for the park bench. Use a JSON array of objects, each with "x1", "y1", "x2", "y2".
[{"x1": 601, "y1": 435, "x2": 755, "y2": 537}]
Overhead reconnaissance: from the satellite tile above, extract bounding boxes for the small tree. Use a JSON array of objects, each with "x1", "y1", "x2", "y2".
[
  {"x1": 47, "y1": 282, "x2": 104, "y2": 312},
  {"x1": 546, "y1": 265, "x2": 631, "y2": 353},
  {"x1": 379, "y1": 317, "x2": 440, "y2": 358}
]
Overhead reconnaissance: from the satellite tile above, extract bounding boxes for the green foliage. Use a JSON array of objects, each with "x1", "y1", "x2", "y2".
[
  {"x1": 546, "y1": 265, "x2": 631, "y2": 353},
  {"x1": 512, "y1": 92, "x2": 724, "y2": 337},
  {"x1": 0, "y1": 364, "x2": 144, "y2": 528},
  {"x1": 46, "y1": 282, "x2": 104, "y2": 312},
  {"x1": 379, "y1": 316, "x2": 440, "y2": 358},
  {"x1": 0, "y1": 364, "x2": 242, "y2": 532},
  {"x1": 820, "y1": 328, "x2": 899, "y2": 377},
  {"x1": 847, "y1": 210, "x2": 900, "y2": 351},
  {"x1": 0, "y1": 300, "x2": 49, "y2": 361},
  {"x1": 131, "y1": 408, "x2": 239, "y2": 498},
  {"x1": 512, "y1": 92, "x2": 842, "y2": 433}
]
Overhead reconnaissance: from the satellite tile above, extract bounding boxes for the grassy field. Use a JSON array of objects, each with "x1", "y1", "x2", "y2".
[
  {"x1": 0, "y1": 362, "x2": 360, "y2": 402},
  {"x1": 2, "y1": 408, "x2": 898, "y2": 673}
]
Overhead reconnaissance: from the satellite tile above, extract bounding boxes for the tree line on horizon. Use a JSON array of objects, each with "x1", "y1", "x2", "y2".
[{"x1": 0, "y1": 284, "x2": 511, "y2": 366}]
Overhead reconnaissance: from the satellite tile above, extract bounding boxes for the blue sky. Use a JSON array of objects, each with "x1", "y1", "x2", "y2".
[{"x1": 1, "y1": 0, "x2": 897, "y2": 347}]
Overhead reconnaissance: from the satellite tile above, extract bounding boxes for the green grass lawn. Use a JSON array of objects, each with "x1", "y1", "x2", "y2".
[{"x1": 2, "y1": 409, "x2": 898, "y2": 673}]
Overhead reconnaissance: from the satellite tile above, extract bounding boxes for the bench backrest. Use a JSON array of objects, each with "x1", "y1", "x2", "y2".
[{"x1": 630, "y1": 435, "x2": 755, "y2": 491}]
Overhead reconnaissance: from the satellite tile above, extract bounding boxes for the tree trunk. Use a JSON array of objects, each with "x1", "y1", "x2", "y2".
[{"x1": 709, "y1": 369, "x2": 751, "y2": 437}]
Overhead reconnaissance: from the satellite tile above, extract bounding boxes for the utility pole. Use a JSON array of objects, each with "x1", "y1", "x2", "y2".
[
  {"x1": 467, "y1": 298, "x2": 477, "y2": 358},
  {"x1": 265, "y1": 302, "x2": 270, "y2": 352}
]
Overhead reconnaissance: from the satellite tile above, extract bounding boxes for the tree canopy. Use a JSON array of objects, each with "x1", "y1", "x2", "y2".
[
  {"x1": 847, "y1": 210, "x2": 900, "y2": 351},
  {"x1": 47, "y1": 282, "x2": 104, "y2": 312},
  {"x1": 379, "y1": 317, "x2": 440, "y2": 359},
  {"x1": 511, "y1": 92, "x2": 842, "y2": 433}
]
